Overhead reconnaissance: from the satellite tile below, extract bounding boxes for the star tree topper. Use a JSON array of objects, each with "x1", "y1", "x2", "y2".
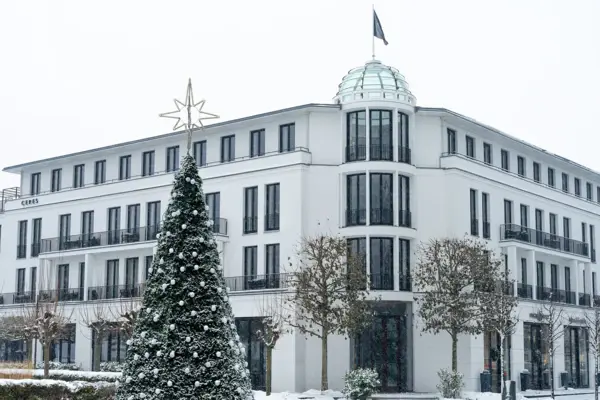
[{"x1": 159, "y1": 79, "x2": 219, "y2": 151}]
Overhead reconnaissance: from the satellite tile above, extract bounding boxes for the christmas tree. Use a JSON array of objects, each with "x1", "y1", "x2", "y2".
[{"x1": 116, "y1": 154, "x2": 253, "y2": 400}]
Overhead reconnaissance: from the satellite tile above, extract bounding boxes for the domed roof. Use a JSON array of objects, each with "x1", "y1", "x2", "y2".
[{"x1": 335, "y1": 60, "x2": 415, "y2": 106}]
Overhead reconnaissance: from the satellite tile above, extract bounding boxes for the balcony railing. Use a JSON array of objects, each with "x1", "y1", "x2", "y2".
[
  {"x1": 346, "y1": 209, "x2": 366, "y2": 227},
  {"x1": 224, "y1": 273, "x2": 291, "y2": 291},
  {"x1": 346, "y1": 145, "x2": 367, "y2": 162},
  {"x1": 517, "y1": 283, "x2": 533, "y2": 299},
  {"x1": 470, "y1": 219, "x2": 479, "y2": 236},
  {"x1": 500, "y1": 224, "x2": 589, "y2": 257},
  {"x1": 370, "y1": 208, "x2": 393, "y2": 226},
  {"x1": 536, "y1": 286, "x2": 553, "y2": 301},
  {"x1": 399, "y1": 274, "x2": 411, "y2": 291},
  {"x1": 594, "y1": 295, "x2": 600, "y2": 307},
  {"x1": 31, "y1": 243, "x2": 41, "y2": 258},
  {"x1": 369, "y1": 144, "x2": 393, "y2": 161},
  {"x1": 398, "y1": 210, "x2": 411, "y2": 228},
  {"x1": 579, "y1": 293, "x2": 591, "y2": 307},
  {"x1": 88, "y1": 284, "x2": 146, "y2": 301},
  {"x1": 482, "y1": 221, "x2": 490, "y2": 239},
  {"x1": 16, "y1": 245, "x2": 26, "y2": 259},
  {"x1": 370, "y1": 273, "x2": 394, "y2": 291},
  {"x1": 265, "y1": 213, "x2": 280, "y2": 231},
  {"x1": 243, "y1": 216, "x2": 258, "y2": 234},
  {"x1": 38, "y1": 288, "x2": 83, "y2": 302},
  {"x1": 40, "y1": 225, "x2": 162, "y2": 254},
  {"x1": 211, "y1": 218, "x2": 228, "y2": 236},
  {"x1": 0, "y1": 291, "x2": 36, "y2": 305},
  {"x1": 398, "y1": 146, "x2": 411, "y2": 164}
]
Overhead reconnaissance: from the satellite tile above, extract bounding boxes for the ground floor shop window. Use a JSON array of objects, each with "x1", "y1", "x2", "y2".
[
  {"x1": 523, "y1": 323, "x2": 550, "y2": 390},
  {"x1": 236, "y1": 318, "x2": 266, "y2": 391},
  {"x1": 0, "y1": 340, "x2": 27, "y2": 362},
  {"x1": 353, "y1": 302, "x2": 412, "y2": 392},
  {"x1": 564, "y1": 326, "x2": 589, "y2": 388},
  {"x1": 91, "y1": 326, "x2": 128, "y2": 370},
  {"x1": 483, "y1": 332, "x2": 511, "y2": 393},
  {"x1": 52, "y1": 324, "x2": 76, "y2": 364}
]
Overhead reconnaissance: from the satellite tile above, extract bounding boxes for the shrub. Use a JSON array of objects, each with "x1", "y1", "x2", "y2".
[
  {"x1": 437, "y1": 368, "x2": 464, "y2": 399},
  {"x1": 35, "y1": 361, "x2": 81, "y2": 371},
  {"x1": 100, "y1": 362, "x2": 124, "y2": 373},
  {"x1": 344, "y1": 368, "x2": 380, "y2": 400},
  {"x1": 0, "y1": 379, "x2": 116, "y2": 399}
]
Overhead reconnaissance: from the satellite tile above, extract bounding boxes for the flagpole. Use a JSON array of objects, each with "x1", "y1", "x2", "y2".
[{"x1": 371, "y1": 4, "x2": 375, "y2": 60}]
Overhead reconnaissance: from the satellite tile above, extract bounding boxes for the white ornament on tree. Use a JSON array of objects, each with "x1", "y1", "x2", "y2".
[
  {"x1": 185, "y1": 367, "x2": 191, "y2": 373},
  {"x1": 169, "y1": 324, "x2": 175, "y2": 331},
  {"x1": 138, "y1": 372, "x2": 145, "y2": 379},
  {"x1": 156, "y1": 351, "x2": 162, "y2": 357},
  {"x1": 169, "y1": 248, "x2": 174, "y2": 253},
  {"x1": 182, "y1": 224, "x2": 187, "y2": 229},
  {"x1": 211, "y1": 305, "x2": 216, "y2": 312},
  {"x1": 215, "y1": 380, "x2": 221, "y2": 386},
  {"x1": 192, "y1": 251, "x2": 198, "y2": 257},
  {"x1": 171, "y1": 279, "x2": 176, "y2": 285},
  {"x1": 179, "y1": 253, "x2": 184, "y2": 259},
  {"x1": 167, "y1": 381, "x2": 172, "y2": 387},
  {"x1": 195, "y1": 381, "x2": 200, "y2": 387},
  {"x1": 185, "y1": 337, "x2": 191, "y2": 343},
  {"x1": 193, "y1": 352, "x2": 198, "y2": 358},
  {"x1": 190, "y1": 179, "x2": 196, "y2": 184},
  {"x1": 166, "y1": 231, "x2": 171, "y2": 237},
  {"x1": 194, "y1": 264, "x2": 200, "y2": 270},
  {"x1": 189, "y1": 292, "x2": 195, "y2": 297},
  {"x1": 191, "y1": 310, "x2": 197, "y2": 316},
  {"x1": 203, "y1": 325, "x2": 208, "y2": 331},
  {"x1": 193, "y1": 210, "x2": 198, "y2": 216},
  {"x1": 134, "y1": 354, "x2": 139, "y2": 361},
  {"x1": 144, "y1": 352, "x2": 150, "y2": 358},
  {"x1": 179, "y1": 301, "x2": 184, "y2": 306},
  {"x1": 169, "y1": 351, "x2": 175, "y2": 358},
  {"x1": 180, "y1": 266, "x2": 186, "y2": 272},
  {"x1": 200, "y1": 281, "x2": 205, "y2": 287}
]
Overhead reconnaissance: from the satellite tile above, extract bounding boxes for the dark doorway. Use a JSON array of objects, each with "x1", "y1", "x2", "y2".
[
  {"x1": 565, "y1": 326, "x2": 589, "y2": 388},
  {"x1": 235, "y1": 318, "x2": 266, "y2": 391},
  {"x1": 524, "y1": 323, "x2": 550, "y2": 390},
  {"x1": 484, "y1": 332, "x2": 511, "y2": 393}
]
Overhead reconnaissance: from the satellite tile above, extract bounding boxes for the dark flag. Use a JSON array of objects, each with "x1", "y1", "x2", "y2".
[{"x1": 373, "y1": 10, "x2": 388, "y2": 45}]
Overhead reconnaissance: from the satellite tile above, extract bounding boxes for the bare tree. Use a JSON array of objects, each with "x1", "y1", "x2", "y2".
[
  {"x1": 79, "y1": 302, "x2": 113, "y2": 371},
  {"x1": 585, "y1": 307, "x2": 600, "y2": 400},
  {"x1": 534, "y1": 295, "x2": 565, "y2": 400},
  {"x1": 256, "y1": 293, "x2": 287, "y2": 396},
  {"x1": 284, "y1": 233, "x2": 375, "y2": 391},
  {"x1": 112, "y1": 298, "x2": 141, "y2": 338},
  {"x1": 412, "y1": 236, "x2": 506, "y2": 372},
  {"x1": 0, "y1": 313, "x2": 37, "y2": 365}
]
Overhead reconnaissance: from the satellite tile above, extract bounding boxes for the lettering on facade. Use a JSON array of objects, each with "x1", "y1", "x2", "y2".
[
  {"x1": 21, "y1": 198, "x2": 39, "y2": 206},
  {"x1": 529, "y1": 311, "x2": 547, "y2": 321},
  {"x1": 568, "y1": 317, "x2": 586, "y2": 325}
]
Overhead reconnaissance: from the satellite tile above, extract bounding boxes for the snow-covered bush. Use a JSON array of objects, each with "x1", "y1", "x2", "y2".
[
  {"x1": 437, "y1": 368, "x2": 464, "y2": 399},
  {"x1": 0, "y1": 378, "x2": 116, "y2": 399},
  {"x1": 35, "y1": 361, "x2": 80, "y2": 371},
  {"x1": 100, "y1": 361, "x2": 124, "y2": 372},
  {"x1": 344, "y1": 368, "x2": 380, "y2": 400}
]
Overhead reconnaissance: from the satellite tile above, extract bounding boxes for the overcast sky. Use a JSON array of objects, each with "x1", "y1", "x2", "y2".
[{"x1": 0, "y1": 0, "x2": 598, "y2": 189}]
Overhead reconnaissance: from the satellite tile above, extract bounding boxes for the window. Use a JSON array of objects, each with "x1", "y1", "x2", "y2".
[
  {"x1": 59, "y1": 214, "x2": 71, "y2": 250},
  {"x1": 250, "y1": 129, "x2": 265, "y2": 158},
  {"x1": 398, "y1": 239, "x2": 411, "y2": 290},
  {"x1": 126, "y1": 204, "x2": 140, "y2": 233},
  {"x1": 119, "y1": 156, "x2": 131, "y2": 180},
  {"x1": 52, "y1": 324, "x2": 75, "y2": 364},
  {"x1": 30, "y1": 173, "x2": 41, "y2": 195},
  {"x1": 564, "y1": 217, "x2": 571, "y2": 238},
  {"x1": 58, "y1": 264, "x2": 69, "y2": 292},
  {"x1": 265, "y1": 244, "x2": 280, "y2": 276},
  {"x1": 243, "y1": 187, "x2": 258, "y2": 234},
  {"x1": 550, "y1": 264, "x2": 558, "y2": 290},
  {"x1": 582, "y1": 222, "x2": 587, "y2": 244},
  {"x1": 31, "y1": 218, "x2": 42, "y2": 257},
  {"x1": 142, "y1": 151, "x2": 155, "y2": 177},
  {"x1": 465, "y1": 136, "x2": 475, "y2": 158},
  {"x1": 574, "y1": 178, "x2": 581, "y2": 197},
  {"x1": 369, "y1": 110, "x2": 393, "y2": 160},
  {"x1": 16, "y1": 268, "x2": 25, "y2": 294},
  {"x1": 17, "y1": 220, "x2": 27, "y2": 259},
  {"x1": 166, "y1": 146, "x2": 179, "y2": 172},
  {"x1": 279, "y1": 123, "x2": 295, "y2": 153},
  {"x1": 517, "y1": 156, "x2": 526, "y2": 177},
  {"x1": 79, "y1": 262, "x2": 85, "y2": 297},
  {"x1": 265, "y1": 183, "x2": 280, "y2": 231},
  {"x1": 347, "y1": 238, "x2": 367, "y2": 275},
  {"x1": 346, "y1": 174, "x2": 367, "y2": 226},
  {"x1": 106, "y1": 260, "x2": 119, "y2": 299},
  {"x1": 205, "y1": 193, "x2": 220, "y2": 233},
  {"x1": 548, "y1": 167, "x2": 555, "y2": 187},
  {"x1": 535, "y1": 209, "x2": 543, "y2": 243},
  {"x1": 221, "y1": 135, "x2": 235, "y2": 162},
  {"x1": 483, "y1": 142, "x2": 492, "y2": 164},
  {"x1": 592, "y1": 225, "x2": 596, "y2": 263},
  {"x1": 549, "y1": 213, "x2": 557, "y2": 235},
  {"x1": 398, "y1": 175, "x2": 410, "y2": 227},
  {"x1": 51, "y1": 169, "x2": 62, "y2": 192},
  {"x1": 504, "y1": 200, "x2": 513, "y2": 225},
  {"x1": 243, "y1": 246, "x2": 258, "y2": 284},
  {"x1": 30, "y1": 267, "x2": 37, "y2": 295},
  {"x1": 470, "y1": 189, "x2": 478, "y2": 236},
  {"x1": 447, "y1": 128, "x2": 456, "y2": 154},
  {"x1": 587, "y1": 182, "x2": 593, "y2": 201},
  {"x1": 73, "y1": 164, "x2": 85, "y2": 188},
  {"x1": 94, "y1": 160, "x2": 106, "y2": 184},
  {"x1": 562, "y1": 172, "x2": 569, "y2": 192},
  {"x1": 107, "y1": 207, "x2": 120, "y2": 245},
  {"x1": 146, "y1": 201, "x2": 161, "y2": 240},
  {"x1": 533, "y1": 162, "x2": 541, "y2": 183},
  {"x1": 398, "y1": 112, "x2": 410, "y2": 163},
  {"x1": 501, "y1": 150, "x2": 509, "y2": 171},
  {"x1": 145, "y1": 256, "x2": 153, "y2": 280},
  {"x1": 520, "y1": 204, "x2": 529, "y2": 228},
  {"x1": 346, "y1": 111, "x2": 367, "y2": 162},
  {"x1": 370, "y1": 173, "x2": 393, "y2": 225},
  {"x1": 193, "y1": 141, "x2": 207, "y2": 167},
  {"x1": 95, "y1": 326, "x2": 127, "y2": 366},
  {"x1": 125, "y1": 258, "x2": 139, "y2": 289},
  {"x1": 370, "y1": 238, "x2": 394, "y2": 290},
  {"x1": 482, "y1": 192, "x2": 490, "y2": 239},
  {"x1": 594, "y1": 272, "x2": 597, "y2": 296}
]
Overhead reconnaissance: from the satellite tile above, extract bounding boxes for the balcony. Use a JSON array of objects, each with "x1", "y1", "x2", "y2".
[
  {"x1": 265, "y1": 213, "x2": 280, "y2": 231},
  {"x1": 38, "y1": 288, "x2": 83, "y2": 302},
  {"x1": 536, "y1": 286, "x2": 552, "y2": 301},
  {"x1": 224, "y1": 273, "x2": 291, "y2": 291},
  {"x1": 370, "y1": 273, "x2": 394, "y2": 291},
  {"x1": 369, "y1": 144, "x2": 393, "y2": 161},
  {"x1": 345, "y1": 209, "x2": 367, "y2": 227},
  {"x1": 398, "y1": 210, "x2": 411, "y2": 228},
  {"x1": 88, "y1": 284, "x2": 146, "y2": 301},
  {"x1": 345, "y1": 145, "x2": 367, "y2": 162},
  {"x1": 31, "y1": 243, "x2": 41, "y2": 258},
  {"x1": 398, "y1": 146, "x2": 411, "y2": 164},
  {"x1": 212, "y1": 218, "x2": 228, "y2": 236},
  {"x1": 482, "y1": 221, "x2": 490, "y2": 239},
  {"x1": 594, "y1": 295, "x2": 600, "y2": 307},
  {"x1": 370, "y1": 208, "x2": 393, "y2": 226},
  {"x1": 0, "y1": 187, "x2": 20, "y2": 212},
  {"x1": 579, "y1": 293, "x2": 591, "y2": 307},
  {"x1": 500, "y1": 224, "x2": 589, "y2": 258},
  {"x1": 243, "y1": 216, "x2": 258, "y2": 234},
  {"x1": 470, "y1": 219, "x2": 479, "y2": 236},
  {"x1": 517, "y1": 283, "x2": 533, "y2": 299},
  {"x1": 16, "y1": 245, "x2": 26, "y2": 259},
  {"x1": 0, "y1": 291, "x2": 36, "y2": 305}
]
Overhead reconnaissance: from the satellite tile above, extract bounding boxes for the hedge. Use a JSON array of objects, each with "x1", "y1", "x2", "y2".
[{"x1": 0, "y1": 379, "x2": 116, "y2": 400}]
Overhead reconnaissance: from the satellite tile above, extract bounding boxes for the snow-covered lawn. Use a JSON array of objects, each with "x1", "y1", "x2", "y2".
[
  {"x1": 254, "y1": 390, "x2": 344, "y2": 399},
  {"x1": 0, "y1": 368, "x2": 120, "y2": 381}
]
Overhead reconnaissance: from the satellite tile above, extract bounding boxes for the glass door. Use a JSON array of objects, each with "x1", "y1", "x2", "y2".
[{"x1": 565, "y1": 327, "x2": 589, "y2": 388}]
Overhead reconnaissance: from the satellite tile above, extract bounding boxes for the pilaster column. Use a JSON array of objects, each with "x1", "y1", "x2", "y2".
[
  {"x1": 506, "y1": 246, "x2": 518, "y2": 295},
  {"x1": 527, "y1": 250, "x2": 536, "y2": 299},
  {"x1": 571, "y1": 259, "x2": 579, "y2": 301},
  {"x1": 585, "y1": 262, "x2": 593, "y2": 306},
  {"x1": 83, "y1": 254, "x2": 91, "y2": 301}
]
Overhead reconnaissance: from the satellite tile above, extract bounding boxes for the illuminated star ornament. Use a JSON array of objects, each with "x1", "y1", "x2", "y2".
[{"x1": 159, "y1": 79, "x2": 219, "y2": 151}]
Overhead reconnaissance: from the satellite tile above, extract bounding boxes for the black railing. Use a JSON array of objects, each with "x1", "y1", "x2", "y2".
[
  {"x1": 346, "y1": 145, "x2": 367, "y2": 162},
  {"x1": 38, "y1": 288, "x2": 83, "y2": 302},
  {"x1": 0, "y1": 291, "x2": 36, "y2": 305},
  {"x1": 565, "y1": 290, "x2": 577, "y2": 305},
  {"x1": 536, "y1": 286, "x2": 552, "y2": 301},
  {"x1": 471, "y1": 219, "x2": 479, "y2": 236},
  {"x1": 369, "y1": 144, "x2": 393, "y2": 161},
  {"x1": 482, "y1": 222, "x2": 490, "y2": 239},
  {"x1": 370, "y1": 208, "x2": 393, "y2": 225},
  {"x1": 16, "y1": 245, "x2": 26, "y2": 259},
  {"x1": 579, "y1": 293, "x2": 591, "y2": 307},
  {"x1": 31, "y1": 243, "x2": 41, "y2": 258},
  {"x1": 517, "y1": 283, "x2": 533, "y2": 299},
  {"x1": 370, "y1": 274, "x2": 394, "y2": 291},
  {"x1": 243, "y1": 216, "x2": 258, "y2": 234},
  {"x1": 212, "y1": 218, "x2": 228, "y2": 236},
  {"x1": 500, "y1": 224, "x2": 589, "y2": 257},
  {"x1": 499, "y1": 280, "x2": 514, "y2": 296},
  {"x1": 346, "y1": 209, "x2": 366, "y2": 227},
  {"x1": 399, "y1": 210, "x2": 411, "y2": 228},
  {"x1": 40, "y1": 225, "x2": 162, "y2": 254},
  {"x1": 398, "y1": 146, "x2": 411, "y2": 164},
  {"x1": 265, "y1": 213, "x2": 280, "y2": 231},
  {"x1": 594, "y1": 295, "x2": 600, "y2": 307},
  {"x1": 224, "y1": 273, "x2": 291, "y2": 291},
  {"x1": 399, "y1": 275, "x2": 412, "y2": 291},
  {"x1": 88, "y1": 284, "x2": 146, "y2": 301}
]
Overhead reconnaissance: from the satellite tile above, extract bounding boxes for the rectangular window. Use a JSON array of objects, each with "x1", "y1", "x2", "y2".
[
  {"x1": 598, "y1": 187, "x2": 600, "y2": 203},
  {"x1": 30, "y1": 267, "x2": 37, "y2": 294},
  {"x1": 482, "y1": 192, "x2": 490, "y2": 239},
  {"x1": 243, "y1": 246, "x2": 258, "y2": 285},
  {"x1": 146, "y1": 201, "x2": 161, "y2": 240},
  {"x1": 125, "y1": 258, "x2": 139, "y2": 288},
  {"x1": 73, "y1": 164, "x2": 85, "y2": 188},
  {"x1": 31, "y1": 218, "x2": 42, "y2": 257},
  {"x1": 221, "y1": 135, "x2": 235, "y2": 162},
  {"x1": 347, "y1": 237, "x2": 367, "y2": 273},
  {"x1": 346, "y1": 174, "x2": 367, "y2": 226},
  {"x1": 107, "y1": 207, "x2": 121, "y2": 245},
  {"x1": 166, "y1": 146, "x2": 180, "y2": 172},
  {"x1": 574, "y1": 178, "x2": 581, "y2": 197},
  {"x1": 398, "y1": 112, "x2": 410, "y2": 163},
  {"x1": 504, "y1": 200, "x2": 513, "y2": 224},
  {"x1": 59, "y1": 214, "x2": 71, "y2": 250},
  {"x1": 533, "y1": 162, "x2": 541, "y2": 183},
  {"x1": 548, "y1": 167, "x2": 555, "y2": 187},
  {"x1": 119, "y1": 156, "x2": 131, "y2": 180},
  {"x1": 483, "y1": 142, "x2": 492, "y2": 164},
  {"x1": 501, "y1": 150, "x2": 509, "y2": 171},
  {"x1": 79, "y1": 211, "x2": 94, "y2": 244},
  {"x1": 520, "y1": 204, "x2": 529, "y2": 228},
  {"x1": 465, "y1": 135, "x2": 475, "y2": 158},
  {"x1": 517, "y1": 156, "x2": 526, "y2": 177},
  {"x1": 398, "y1": 175, "x2": 410, "y2": 227},
  {"x1": 564, "y1": 217, "x2": 571, "y2": 238},
  {"x1": 142, "y1": 151, "x2": 155, "y2": 177},
  {"x1": 145, "y1": 256, "x2": 153, "y2": 280},
  {"x1": 265, "y1": 244, "x2": 280, "y2": 276},
  {"x1": 535, "y1": 209, "x2": 543, "y2": 243},
  {"x1": 399, "y1": 239, "x2": 410, "y2": 290},
  {"x1": 243, "y1": 187, "x2": 258, "y2": 234},
  {"x1": 550, "y1": 264, "x2": 558, "y2": 290},
  {"x1": 106, "y1": 260, "x2": 119, "y2": 299},
  {"x1": 594, "y1": 272, "x2": 597, "y2": 296},
  {"x1": 562, "y1": 172, "x2": 569, "y2": 193},
  {"x1": 265, "y1": 183, "x2": 280, "y2": 231},
  {"x1": 51, "y1": 168, "x2": 62, "y2": 192},
  {"x1": 94, "y1": 160, "x2": 106, "y2": 184},
  {"x1": 370, "y1": 238, "x2": 394, "y2": 290},
  {"x1": 250, "y1": 129, "x2": 265, "y2": 158},
  {"x1": 193, "y1": 141, "x2": 207, "y2": 167},
  {"x1": 370, "y1": 173, "x2": 393, "y2": 225},
  {"x1": 447, "y1": 128, "x2": 456, "y2": 154},
  {"x1": 591, "y1": 224, "x2": 596, "y2": 263},
  {"x1": 521, "y1": 258, "x2": 527, "y2": 285},
  {"x1": 79, "y1": 262, "x2": 85, "y2": 296},
  {"x1": 16, "y1": 268, "x2": 26, "y2": 294},
  {"x1": 470, "y1": 189, "x2": 478, "y2": 236},
  {"x1": 17, "y1": 220, "x2": 27, "y2": 259},
  {"x1": 587, "y1": 182, "x2": 593, "y2": 201},
  {"x1": 58, "y1": 264, "x2": 69, "y2": 292},
  {"x1": 126, "y1": 204, "x2": 140, "y2": 234},
  {"x1": 549, "y1": 213, "x2": 557, "y2": 235},
  {"x1": 582, "y1": 222, "x2": 587, "y2": 243},
  {"x1": 346, "y1": 111, "x2": 367, "y2": 162},
  {"x1": 536, "y1": 261, "x2": 544, "y2": 289},
  {"x1": 30, "y1": 173, "x2": 41, "y2": 195},
  {"x1": 205, "y1": 193, "x2": 220, "y2": 233},
  {"x1": 279, "y1": 123, "x2": 296, "y2": 153}
]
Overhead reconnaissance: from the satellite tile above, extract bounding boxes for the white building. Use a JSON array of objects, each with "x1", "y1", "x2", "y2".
[{"x1": 0, "y1": 59, "x2": 598, "y2": 394}]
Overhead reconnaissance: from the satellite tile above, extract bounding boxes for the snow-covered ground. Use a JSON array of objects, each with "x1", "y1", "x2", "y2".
[{"x1": 254, "y1": 389, "x2": 344, "y2": 399}]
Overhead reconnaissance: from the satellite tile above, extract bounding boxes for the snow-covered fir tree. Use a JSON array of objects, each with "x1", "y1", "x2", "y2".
[{"x1": 116, "y1": 154, "x2": 253, "y2": 400}]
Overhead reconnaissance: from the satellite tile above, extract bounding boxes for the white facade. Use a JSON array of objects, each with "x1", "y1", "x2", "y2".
[{"x1": 0, "y1": 59, "x2": 599, "y2": 394}]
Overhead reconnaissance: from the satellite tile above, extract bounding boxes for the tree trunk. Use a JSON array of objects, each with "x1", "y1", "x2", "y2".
[
  {"x1": 550, "y1": 352, "x2": 555, "y2": 400},
  {"x1": 595, "y1": 355, "x2": 598, "y2": 400},
  {"x1": 499, "y1": 334, "x2": 506, "y2": 400},
  {"x1": 266, "y1": 346, "x2": 273, "y2": 396},
  {"x1": 93, "y1": 334, "x2": 102, "y2": 372},
  {"x1": 43, "y1": 342, "x2": 50, "y2": 378},
  {"x1": 451, "y1": 331, "x2": 458, "y2": 372},
  {"x1": 321, "y1": 334, "x2": 328, "y2": 391},
  {"x1": 25, "y1": 339, "x2": 33, "y2": 368}
]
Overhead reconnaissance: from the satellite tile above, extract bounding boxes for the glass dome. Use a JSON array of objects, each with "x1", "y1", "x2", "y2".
[{"x1": 335, "y1": 60, "x2": 415, "y2": 105}]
